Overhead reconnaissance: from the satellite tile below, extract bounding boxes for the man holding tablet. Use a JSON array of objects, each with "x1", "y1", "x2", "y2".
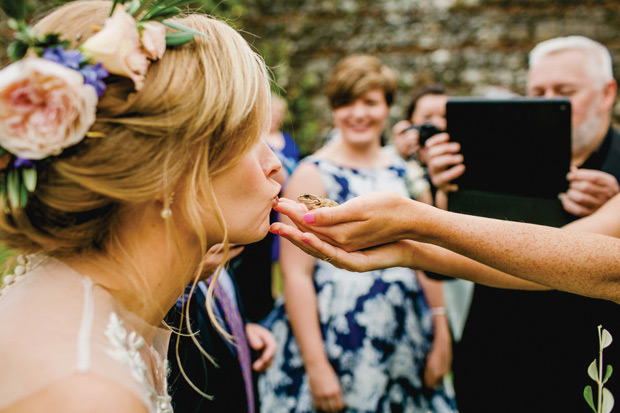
[{"x1": 426, "y1": 36, "x2": 620, "y2": 412}]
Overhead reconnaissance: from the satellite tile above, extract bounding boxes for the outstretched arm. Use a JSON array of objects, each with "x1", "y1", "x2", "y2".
[{"x1": 274, "y1": 191, "x2": 620, "y2": 303}]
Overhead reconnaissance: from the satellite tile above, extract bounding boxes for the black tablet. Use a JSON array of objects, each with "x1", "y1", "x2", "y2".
[{"x1": 446, "y1": 97, "x2": 572, "y2": 199}]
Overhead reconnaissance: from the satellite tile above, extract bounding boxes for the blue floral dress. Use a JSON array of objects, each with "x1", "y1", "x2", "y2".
[{"x1": 259, "y1": 152, "x2": 458, "y2": 413}]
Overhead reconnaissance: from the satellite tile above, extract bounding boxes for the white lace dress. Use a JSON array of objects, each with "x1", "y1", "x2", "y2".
[{"x1": 0, "y1": 255, "x2": 172, "y2": 412}]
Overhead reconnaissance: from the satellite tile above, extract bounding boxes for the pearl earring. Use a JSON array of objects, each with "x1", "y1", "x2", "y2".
[{"x1": 160, "y1": 192, "x2": 174, "y2": 219}]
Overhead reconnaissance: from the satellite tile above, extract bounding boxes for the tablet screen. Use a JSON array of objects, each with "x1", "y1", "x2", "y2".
[{"x1": 446, "y1": 97, "x2": 571, "y2": 198}]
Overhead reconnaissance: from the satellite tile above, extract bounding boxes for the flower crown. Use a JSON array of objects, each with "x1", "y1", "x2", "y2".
[{"x1": 0, "y1": 0, "x2": 205, "y2": 210}]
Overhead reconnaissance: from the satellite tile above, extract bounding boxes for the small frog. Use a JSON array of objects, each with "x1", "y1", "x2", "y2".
[{"x1": 297, "y1": 194, "x2": 339, "y2": 210}]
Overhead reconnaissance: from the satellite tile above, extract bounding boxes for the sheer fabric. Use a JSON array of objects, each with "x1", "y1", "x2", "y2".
[{"x1": 0, "y1": 256, "x2": 172, "y2": 412}]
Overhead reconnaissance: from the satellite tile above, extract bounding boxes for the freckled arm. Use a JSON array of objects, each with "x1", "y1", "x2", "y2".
[{"x1": 411, "y1": 204, "x2": 620, "y2": 304}]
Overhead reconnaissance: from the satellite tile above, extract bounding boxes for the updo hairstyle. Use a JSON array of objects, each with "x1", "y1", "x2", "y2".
[{"x1": 0, "y1": 1, "x2": 271, "y2": 259}]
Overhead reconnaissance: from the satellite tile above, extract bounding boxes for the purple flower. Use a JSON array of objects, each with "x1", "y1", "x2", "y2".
[
  {"x1": 42, "y1": 46, "x2": 83, "y2": 70},
  {"x1": 79, "y1": 63, "x2": 109, "y2": 97},
  {"x1": 14, "y1": 157, "x2": 36, "y2": 169}
]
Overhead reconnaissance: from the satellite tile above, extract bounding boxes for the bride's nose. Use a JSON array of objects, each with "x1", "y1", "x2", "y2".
[{"x1": 260, "y1": 140, "x2": 282, "y2": 179}]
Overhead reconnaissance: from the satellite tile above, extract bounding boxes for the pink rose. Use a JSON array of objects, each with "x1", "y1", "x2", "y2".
[
  {"x1": 141, "y1": 22, "x2": 167, "y2": 61},
  {"x1": 81, "y1": 5, "x2": 149, "y2": 90},
  {"x1": 0, "y1": 58, "x2": 98, "y2": 160}
]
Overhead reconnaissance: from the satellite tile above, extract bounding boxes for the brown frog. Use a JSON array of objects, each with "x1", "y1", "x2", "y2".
[{"x1": 297, "y1": 194, "x2": 339, "y2": 210}]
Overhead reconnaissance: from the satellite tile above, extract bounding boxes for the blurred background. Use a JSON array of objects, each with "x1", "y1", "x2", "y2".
[{"x1": 3, "y1": 0, "x2": 619, "y2": 155}]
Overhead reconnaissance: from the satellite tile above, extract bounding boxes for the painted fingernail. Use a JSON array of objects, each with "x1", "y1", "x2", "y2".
[
  {"x1": 302, "y1": 238, "x2": 310, "y2": 244},
  {"x1": 303, "y1": 212, "x2": 316, "y2": 223}
]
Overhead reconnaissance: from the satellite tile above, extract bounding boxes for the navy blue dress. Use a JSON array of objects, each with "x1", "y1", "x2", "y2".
[{"x1": 259, "y1": 153, "x2": 457, "y2": 412}]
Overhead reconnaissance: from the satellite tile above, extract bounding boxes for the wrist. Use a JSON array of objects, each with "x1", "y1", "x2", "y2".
[
  {"x1": 430, "y1": 306, "x2": 447, "y2": 317},
  {"x1": 403, "y1": 198, "x2": 438, "y2": 243},
  {"x1": 305, "y1": 357, "x2": 332, "y2": 374}
]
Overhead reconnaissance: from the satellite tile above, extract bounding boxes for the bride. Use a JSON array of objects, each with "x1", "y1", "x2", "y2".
[{"x1": 0, "y1": 1, "x2": 280, "y2": 411}]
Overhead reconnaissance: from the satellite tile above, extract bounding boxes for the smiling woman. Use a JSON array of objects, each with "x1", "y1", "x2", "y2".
[{"x1": 258, "y1": 54, "x2": 457, "y2": 413}]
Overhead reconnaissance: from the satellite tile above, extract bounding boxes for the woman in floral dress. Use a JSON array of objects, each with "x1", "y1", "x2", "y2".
[{"x1": 259, "y1": 55, "x2": 457, "y2": 413}]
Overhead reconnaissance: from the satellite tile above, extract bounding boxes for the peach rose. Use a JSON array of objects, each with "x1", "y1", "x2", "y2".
[
  {"x1": 0, "y1": 58, "x2": 98, "y2": 160},
  {"x1": 81, "y1": 5, "x2": 149, "y2": 90},
  {"x1": 141, "y1": 21, "x2": 167, "y2": 61}
]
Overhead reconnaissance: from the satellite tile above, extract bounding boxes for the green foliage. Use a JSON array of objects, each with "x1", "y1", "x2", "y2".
[
  {"x1": 256, "y1": 40, "x2": 323, "y2": 156},
  {"x1": 585, "y1": 325, "x2": 615, "y2": 413}
]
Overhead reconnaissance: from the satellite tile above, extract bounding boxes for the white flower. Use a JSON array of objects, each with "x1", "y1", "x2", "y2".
[
  {"x1": 0, "y1": 58, "x2": 98, "y2": 160},
  {"x1": 81, "y1": 5, "x2": 149, "y2": 90},
  {"x1": 141, "y1": 22, "x2": 167, "y2": 61}
]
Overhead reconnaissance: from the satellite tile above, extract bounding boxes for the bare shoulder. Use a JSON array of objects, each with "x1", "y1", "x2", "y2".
[
  {"x1": 5, "y1": 372, "x2": 148, "y2": 413},
  {"x1": 283, "y1": 161, "x2": 325, "y2": 200}
]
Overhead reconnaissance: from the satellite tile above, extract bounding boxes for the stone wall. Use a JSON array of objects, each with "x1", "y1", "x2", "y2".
[
  {"x1": 2, "y1": 1, "x2": 619, "y2": 154},
  {"x1": 241, "y1": 0, "x2": 620, "y2": 154}
]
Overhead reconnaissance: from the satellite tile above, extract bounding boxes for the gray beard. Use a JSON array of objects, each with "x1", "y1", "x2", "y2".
[{"x1": 572, "y1": 110, "x2": 606, "y2": 157}]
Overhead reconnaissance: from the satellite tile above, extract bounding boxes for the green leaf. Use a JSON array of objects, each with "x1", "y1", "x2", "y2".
[
  {"x1": 604, "y1": 365, "x2": 613, "y2": 384},
  {"x1": 165, "y1": 32, "x2": 194, "y2": 46},
  {"x1": 7, "y1": 41, "x2": 28, "y2": 62},
  {"x1": 7, "y1": 18, "x2": 19, "y2": 31},
  {"x1": 602, "y1": 387, "x2": 615, "y2": 413},
  {"x1": 1, "y1": 0, "x2": 27, "y2": 20},
  {"x1": 584, "y1": 386, "x2": 596, "y2": 413},
  {"x1": 143, "y1": 6, "x2": 182, "y2": 21},
  {"x1": 21, "y1": 169, "x2": 36, "y2": 193},
  {"x1": 6, "y1": 169, "x2": 20, "y2": 210},
  {"x1": 142, "y1": 0, "x2": 191, "y2": 19},
  {"x1": 124, "y1": 0, "x2": 143, "y2": 16},
  {"x1": 602, "y1": 329, "x2": 613, "y2": 349},
  {"x1": 163, "y1": 20, "x2": 208, "y2": 38},
  {"x1": 19, "y1": 182, "x2": 28, "y2": 207},
  {"x1": 588, "y1": 360, "x2": 599, "y2": 382}
]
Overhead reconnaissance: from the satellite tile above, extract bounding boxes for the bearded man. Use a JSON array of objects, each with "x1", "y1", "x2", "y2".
[{"x1": 425, "y1": 36, "x2": 620, "y2": 413}]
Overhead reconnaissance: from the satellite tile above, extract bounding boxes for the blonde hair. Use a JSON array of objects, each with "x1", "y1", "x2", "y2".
[
  {"x1": 324, "y1": 54, "x2": 397, "y2": 109},
  {"x1": 4, "y1": 0, "x2": 271, "y2": 399},
  {"x1": 1, "y1": 1, "x2": 270, "y2": 263}
]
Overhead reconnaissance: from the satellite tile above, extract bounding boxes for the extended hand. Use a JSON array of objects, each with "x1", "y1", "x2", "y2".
[
  {"x1": 559, "y1": 168, "x2": 620, "y2": 217},
  {"x1": 274, "y1": 192, "x2": 426, "y2": 252},
  {"x1": 245, "y1": 323, "x2": 277, "y2": 373},
  {"x1": 271, "y1": 219, "x2": 416, "y2": 272}
]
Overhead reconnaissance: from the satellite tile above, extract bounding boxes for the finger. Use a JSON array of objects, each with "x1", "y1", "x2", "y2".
[
  {"x1": 559, "y1": 193, "x2": 594, "y2": 217},
  {"x1": 568, "y1": 177, "x2": 620, "y2": 200},
  {"x1": 253, "y1": 333, "x2": 277, "y2": 372},
  {"x1": 425, "y1": 132, "x2": 450, "y2": 148},
  {"x1": 332, "y1": 392, "x2": 345, "y2": 411},
  {"x1": 275, "y1": 225, "x2": 348, "y2": 267},
  {"x1": 392, "y1": 120, "x2": 413, "y2": 135},
  {"x1": 245, "y1": 326, "x2": 264, "y2": 351},
  {"x1": 274, "y1": 200, "x2": 312, "y2": 228},
  {"x1": 568, "y1": 168, "x2": 620, "y2": 188},
  {"x1": 425, "y1": 142, "x2": 461, "y2": 159},
  {"x1": 430, "y1": 165, "x2": 466, "y2": 189},
  {"x1": 565, "y1": 187, "x2": 603, "y2": 210},
  {"x1": 300, "y1": 202, "x2": 359, "y2": 228},
  {"x1": 427, "y1": 153, "x2": 464, "y2": 175}
]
